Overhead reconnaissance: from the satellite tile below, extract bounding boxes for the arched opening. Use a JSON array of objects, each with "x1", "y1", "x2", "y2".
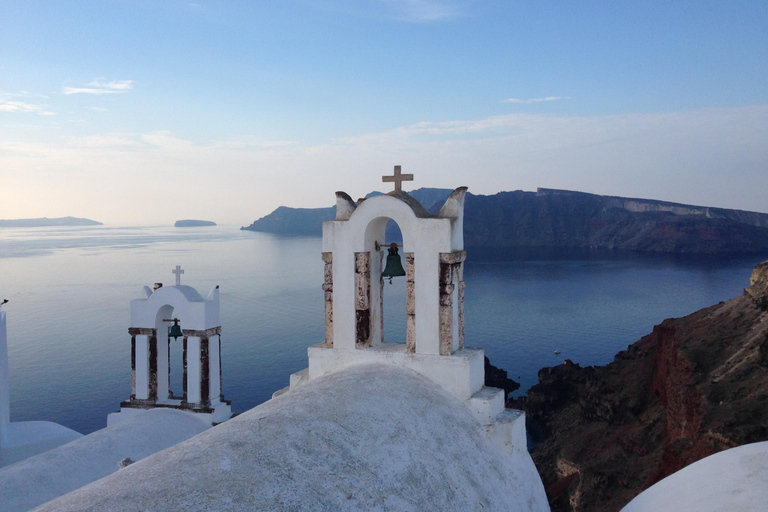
[
  {"x1": 358, "y1": 209, "x2": 417, "y2": 352},
  {"x1": 156, "y1": 305, "x2": 184, "y2": 403},
  {"x1": 381, "y1": 220, "x2": 406, "y2": 344}
]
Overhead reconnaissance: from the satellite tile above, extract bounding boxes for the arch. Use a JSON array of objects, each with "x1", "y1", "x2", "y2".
[
  {"x1": 322, "y1": 190, "x2": 463, "y2": 356},
  {"x1": 361, "y1": 216, "x2": 412, "y2": 351}
]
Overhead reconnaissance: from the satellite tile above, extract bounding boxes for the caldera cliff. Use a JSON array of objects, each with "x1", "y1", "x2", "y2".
[
  {"x1": 243, "y1": 188, "x2": 768, "y2": 255},
  {"x1": 513, "y1": 260, "x2": 768, "y2": 512}
]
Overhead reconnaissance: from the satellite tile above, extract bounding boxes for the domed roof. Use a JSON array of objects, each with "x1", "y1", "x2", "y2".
[
  {"x1": 152, "y1": 284, "x2": 205, "y2": 302},
  {"x1": 622, "y1": 441, "x2": 768, "y2": 512},
  {"x1": 37, "y1": 364, "x2": 548, "y2": 511}
]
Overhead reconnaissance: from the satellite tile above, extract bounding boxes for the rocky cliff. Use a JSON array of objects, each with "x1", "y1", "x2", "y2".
[
  {"x1": 242, "y1": 188, "x2": 768, "y2": 254},
  {"x1": 513, "y1": 260, "x2": 768, "y2": 512},
  {"x1": 240, "y1": 189, "x2": 452, "y2": 237},
  {"x1": 464, "y1": 189, "x2": 768, "y2": 254}
]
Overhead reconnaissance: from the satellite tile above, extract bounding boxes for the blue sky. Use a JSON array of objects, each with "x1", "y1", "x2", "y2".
[{"x1": 2, "y1": 0, "x2": 767, "y2": 224}]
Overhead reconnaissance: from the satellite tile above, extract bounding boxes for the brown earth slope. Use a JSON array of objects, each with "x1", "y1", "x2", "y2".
[{"x1": 514, "y1": 260, "x2": 768, "y2": 512}]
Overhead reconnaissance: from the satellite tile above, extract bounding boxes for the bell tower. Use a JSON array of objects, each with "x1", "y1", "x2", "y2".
[
  {"x1": 109, "y1": 267, "x2": 232, "y2": 426},
  {"x1": 319, "y1": 166, "x2": 467, "y2": 356},
  {"x1": 278, "y1": 168, "x2": 514, "y2": 429}
]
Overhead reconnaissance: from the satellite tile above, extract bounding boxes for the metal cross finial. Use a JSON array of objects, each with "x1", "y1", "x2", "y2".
[
  {"x1": 382, "y1": 165, "x2": 413, "y2": 192},
  {"x1": 172, "y1": 265, "x2": 184, "y2": 286}
]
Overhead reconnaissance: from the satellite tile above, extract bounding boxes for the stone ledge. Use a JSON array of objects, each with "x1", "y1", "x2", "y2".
[
  {"x1": 109, "y1": 402, "x2": 232, "y2": 427},
  {"x1": 271, "y1": 386, "x2": 290, "y2": 399},
  {"x1": 482, "y1": 409, "x2": 527, "y2": 456},
  {"x1": 289, "y1": 368, "x2": 310, "y2": 389},
  {"x1": 467, "y1": 386, "x2": 505, "y2": 425}
]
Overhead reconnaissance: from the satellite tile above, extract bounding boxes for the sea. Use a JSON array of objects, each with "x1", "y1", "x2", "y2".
[{"x1": 1, "y1": 225, "x2": 764, "y2": 435}]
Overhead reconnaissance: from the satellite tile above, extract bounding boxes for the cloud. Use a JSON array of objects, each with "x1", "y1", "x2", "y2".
[
  {"x1": 62, "y1": 79, "x2": 134, "y2": 95},
  {"x1": 1, "y1": 105, "x2": 766, "y2": 225},
  {"x1": 504, "y1": 96, "x2": 569, "y2": 104},
  {"x1": 64, "y1": 134, "x2": 142, "y2": 148},
  {"x1": 0, "y1": 100, "x2": 55, "y2": 115}
]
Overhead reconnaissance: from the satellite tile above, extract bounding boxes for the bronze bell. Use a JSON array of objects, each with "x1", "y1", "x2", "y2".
[
  {"x1": 382, "y1": 242, "x2": 406, "y2": 283},
  {"x1": 168, "y1": 318, "x2": 183, "y2": 340}
]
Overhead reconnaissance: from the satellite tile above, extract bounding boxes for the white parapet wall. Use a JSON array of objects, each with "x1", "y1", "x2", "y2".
[
  {"x1": 0, "y1": 311, "x2": 83, "y2": 468},
  {"x1": 1, "y1": 311, "x2": 9, "y2": 446},
  {"x1": 307, "y1": 343, "x2": 485, "y2": 400}
]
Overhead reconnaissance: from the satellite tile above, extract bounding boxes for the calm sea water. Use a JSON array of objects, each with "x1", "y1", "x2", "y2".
[{"x1": 0, "y1": 225, "x2": 763, "y2": 434}]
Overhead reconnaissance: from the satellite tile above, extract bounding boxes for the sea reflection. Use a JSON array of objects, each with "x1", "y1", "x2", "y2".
[{"x1": 1, "y1": 226, "x2": 763, "y2": 434}]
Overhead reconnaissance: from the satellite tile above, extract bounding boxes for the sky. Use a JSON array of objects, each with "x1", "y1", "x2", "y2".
[{"x1": 1, "y1": 0, "x2": 767, "y2": 225}]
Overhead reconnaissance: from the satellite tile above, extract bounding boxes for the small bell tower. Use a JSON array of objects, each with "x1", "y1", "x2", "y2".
[{"x1": 109, "y1": 267, "x2": 232, "y2": 426}]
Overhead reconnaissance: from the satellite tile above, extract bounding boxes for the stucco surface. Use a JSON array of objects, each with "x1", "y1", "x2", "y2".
[
  {"x1": 0, "y1": 421, "x2": 82, "y2": 469},
  {"x1": 621, "y1": 441, "x2": 768, "y2": 512},
  {"x1": 0, "y1": 408, "x2": 211, "y2": 512},
  {"x1": 35, "y1": 363, "x2": 549, "y2": 511}
]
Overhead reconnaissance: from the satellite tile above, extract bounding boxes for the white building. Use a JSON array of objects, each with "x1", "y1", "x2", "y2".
[{"x1": 0, "y1": 310, "x2": 82, "y2": 470}]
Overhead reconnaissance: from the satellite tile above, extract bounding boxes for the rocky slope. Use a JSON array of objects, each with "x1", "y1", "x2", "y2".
[
  {"x1": 242, "y1": 188, "x2": 768, "y2": 254},
  {"x1": 512, "y1": 260, "x2": 768, "y2": 512}
]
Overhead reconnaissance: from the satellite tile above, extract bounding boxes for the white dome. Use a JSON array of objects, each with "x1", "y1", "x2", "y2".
[
  {"x1": 622, "y1": 441, "x2": 768, "y2": 512},
  {"x1": 37, "y1": 363, "x2": 549, "y2": 511}
]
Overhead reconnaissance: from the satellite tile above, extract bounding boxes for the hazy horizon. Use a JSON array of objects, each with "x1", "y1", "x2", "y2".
[{"x1": 7, "y1": 181, "x2": 768, "y2": 227}]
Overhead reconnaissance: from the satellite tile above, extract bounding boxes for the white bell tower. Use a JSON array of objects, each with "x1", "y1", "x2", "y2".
[
  {"x1": 279, "y1": 168, "x2": 525, "y2": 437},
  {"x1": 109, "y1": 267, "x2": 232, "y2": 426}
]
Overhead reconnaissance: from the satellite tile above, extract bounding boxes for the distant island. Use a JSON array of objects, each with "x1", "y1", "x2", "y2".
[
  {"x1": 175, "y1": 220, "x2": 217, "y2": 227},
  {"x1": 241, "y1": 188, "x2": 768, "y2": 255},
  {"x1": 0, "y1": 217, "x2": 103, "y2": 227}
]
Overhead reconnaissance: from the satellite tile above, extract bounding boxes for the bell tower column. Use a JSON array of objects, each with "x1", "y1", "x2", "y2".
[
  {"x1": 354, "y1": 252, "x2": 372, "y2": 348},
  {"x1": 129, "y1": 327, "x2": 155, "y2": 401},
  {"x1": 185, "y1": 334, "x2": 202, "y2": 406},
  {"x1": 322, "y1": 252, "x2": 334, "y2": 347},
  {"x1": 405, "y1": 252, "x2": 416, "y2": 353},
  {"x1": 438, "y1": 251, "x2": 466, "y2": 355}
]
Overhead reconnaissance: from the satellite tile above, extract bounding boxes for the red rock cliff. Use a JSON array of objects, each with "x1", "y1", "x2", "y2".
[{"x1": 516, "y1": 260, "x2": 768, "y2": 512}]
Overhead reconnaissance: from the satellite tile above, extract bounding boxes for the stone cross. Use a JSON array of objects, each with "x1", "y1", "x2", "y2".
[
  {"x1": 382, "y1": 165, "x2": 413, "y2": 192},
  {"x1": 172, "y1": 265, "x2": 184, "y2": 286}
]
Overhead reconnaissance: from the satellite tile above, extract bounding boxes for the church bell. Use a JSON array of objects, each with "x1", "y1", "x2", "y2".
[
  {"x1": 381, "y1": 242, "x2": 406, "y2": 283},
  {"x1": 168, "y1": 318, "x2": 183, "y2": 340}
]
